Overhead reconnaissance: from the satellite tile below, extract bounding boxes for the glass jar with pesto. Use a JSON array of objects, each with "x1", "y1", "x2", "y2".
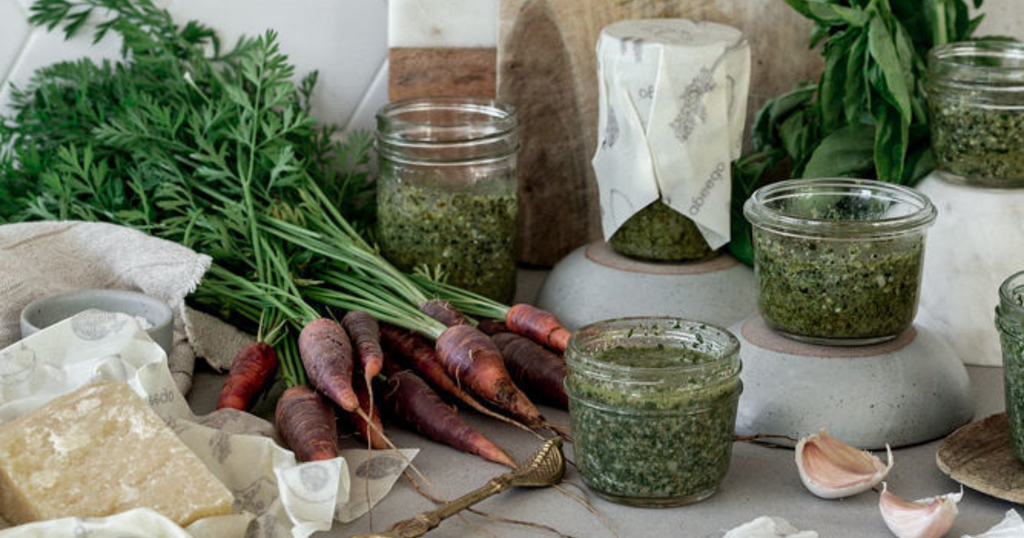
[
  {"x1": 565, "y1": 317, "x2": 742, "y2": 506},
  {"x1": 744, "y1": 179, "x2": 937, "y2": 345},
  {"x1": 997, "y1": 270, "x2": 1024, "y2": 464},
  {"x1": 608, "y1": 201, "x2": 714, "y2": 261},
  {"x1": 925, "y1": 41, "x2": 1024, "y2": 187},
  {"x1": 376, "y1": 98, "x2": 519, "y2": 303}
]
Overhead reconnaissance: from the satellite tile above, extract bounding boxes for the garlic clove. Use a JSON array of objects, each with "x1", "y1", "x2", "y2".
[
  {"x1": 878, "y1": 483, "x2": 962, "y2": 538},
  {"x1": 795, "y1": 429, "x2": 893, "y2": 499}
]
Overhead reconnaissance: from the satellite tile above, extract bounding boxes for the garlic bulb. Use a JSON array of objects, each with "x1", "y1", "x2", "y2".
[
  {"x1": 878, "y1": 483, "x2": 962, "y2": 538},
  {"x1": 795, "y1": 429, "x2": 893, "y2": 499}
]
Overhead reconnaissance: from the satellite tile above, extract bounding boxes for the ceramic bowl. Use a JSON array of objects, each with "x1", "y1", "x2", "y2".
[{"x1": 20, "y1": 289, "x2": 173, "y2": 355}]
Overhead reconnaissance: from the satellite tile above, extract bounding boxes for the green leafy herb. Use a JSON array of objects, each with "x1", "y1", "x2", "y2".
[{"x1": 729, "y1": 0, "x2": 990, "y2": 265}]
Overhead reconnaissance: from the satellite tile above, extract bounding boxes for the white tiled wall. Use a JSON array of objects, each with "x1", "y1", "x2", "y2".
[{"x1": 0, "y1": 0, "x2": 1020, "y2": 134}]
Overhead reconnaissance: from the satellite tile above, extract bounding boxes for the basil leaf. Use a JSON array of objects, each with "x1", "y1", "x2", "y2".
[
  {"x1": 779, "y1": 108, "x2": 814, "y2": 162},
  {"x1": 820, "y1": 46, "x2": 847, "y2": 132},
  {"x1": 844, "y1": 31, "x2": 869, "y2": 123},
  {"x1": 802, "y1": 123, "x2": 876, "y2": 178},
  {"x1": 752, "y1": 82, "x2": 816, "y2": 151},
  {"x1": 808, "y1": 2, "x2": 871, "y2": 27},
  {"x1": 873, "y1": 102, "x2": 909, "y2": 182},
  {"x1": 868, "y1": 14, "x2": 912, "y2": 123}
]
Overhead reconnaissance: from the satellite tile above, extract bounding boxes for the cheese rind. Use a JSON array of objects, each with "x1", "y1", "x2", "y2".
[{"x1": 0, "y1": 381, "x2": 234, "y2": 526}]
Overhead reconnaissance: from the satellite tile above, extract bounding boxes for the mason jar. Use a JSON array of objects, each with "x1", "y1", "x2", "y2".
[
  {"x1": 926, "y1": 41, "x2": 1024, "y2": 187},
  {"x1": 376, "y1": 98, "x2": 519, "y2": 303},
  {"x1": 997, "y1": 270, "x2": 1024, "y2": 463},
  {"x1": 565, "y1": 317, "x2": 742, "y2": 506},
  {"x1": 608, "y1": 201, "x2": 715, "y2": 261},
  {"x1": 744, "y1": 179, "x2": 937, "y2": 345}
]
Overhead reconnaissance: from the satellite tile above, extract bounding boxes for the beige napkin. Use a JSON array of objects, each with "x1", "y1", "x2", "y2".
[{"x1": 0, "y1": 220, "x2": 237, "y2": 395}]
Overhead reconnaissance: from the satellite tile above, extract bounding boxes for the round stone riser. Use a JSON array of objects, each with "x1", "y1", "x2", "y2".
[
  {"x1": 537, "y1": 242, "x2": 757, "y2": 331},
  {"x1": 732, "y1": 317, "x2": 974, "y2": 450}
]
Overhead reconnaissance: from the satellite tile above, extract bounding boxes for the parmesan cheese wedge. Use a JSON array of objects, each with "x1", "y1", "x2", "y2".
[{"x1": 0, "y1": 381, "x2": 233, "y2": 526}]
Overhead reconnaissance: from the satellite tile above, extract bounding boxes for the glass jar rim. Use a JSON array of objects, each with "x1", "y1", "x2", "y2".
[
  {"x1": 743, "y1": 178, "x2": 937, "y2": 239},
  {"x1": 376, "y1": 97, "x2": 518, "y2": 144},
  {"x1": 1000, "y1": 270, "x2": 1024, "y2": 314},
  {"x1": 928, "y1": 40, "x2": 1024, "y2": 88},
  {"x1": 566, "y1": 316, "x2": 740, "y2": 378}
]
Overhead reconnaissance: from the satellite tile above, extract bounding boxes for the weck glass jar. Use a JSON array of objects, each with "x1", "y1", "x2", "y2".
[
  {"x1": 608, "y1": 201, "x2": 714, "y2": 261},
  {"x1": 997, "y1": 270, "x2": 1024, "y2": 463},
  {"x1": 926, "y1": 41, "x2": 1024, "y2": 187},
  {"x1": 376, "y1": 97, "x2": 519, "y2": 303},
  {"x1": 565, "y1": 317, "x2": 742, "y2": 506},
  {"x1": 744, "y1": 179, "x2": 937, "y2": 345}
]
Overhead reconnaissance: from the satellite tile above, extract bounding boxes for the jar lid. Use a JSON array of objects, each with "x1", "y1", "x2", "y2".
[
  {"x1": 743, "y1": 178, "x2": 937, "y2": 239},
  {"x1": 566, "y1": 317, "x2": 740, "y2": 387},
  {"x1": 928, "y1": 41, "x2": 1024, "y2": 90},
  {"x1": 375, "y1": 97, "x2": 519, "y2": 164}
]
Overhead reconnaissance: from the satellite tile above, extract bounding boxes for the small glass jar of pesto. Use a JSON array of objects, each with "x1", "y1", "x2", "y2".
[
  {"x1": 925, "y1": 41, "x2": 1024, "y2": 187},
  {"x1": 608, "y1": 201, "x2": 714, "y2": 261},
  {"x1": 565, "y1": 317, "x2": 742, "y2": 506},
  {"x1": 744, "y1": 179, "x2": 937, "y2": 345},
  {"x1": 997, "y1": 270, "x2": 1024, "y2": 463},
  {"x1": 376, "y1": 98, "x2": 519, "y2": 303}
]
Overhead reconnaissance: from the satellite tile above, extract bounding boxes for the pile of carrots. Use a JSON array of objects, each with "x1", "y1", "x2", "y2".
[{"x1": 217, "y1": 301, "x2": 571, "y2": 467}]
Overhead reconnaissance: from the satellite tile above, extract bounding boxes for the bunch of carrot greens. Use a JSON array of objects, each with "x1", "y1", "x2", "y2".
[{"x1": 0, "y1": 0, "x2": 572, "y2": 466}]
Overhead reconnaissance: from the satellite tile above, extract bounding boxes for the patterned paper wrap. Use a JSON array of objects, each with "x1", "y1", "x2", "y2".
[
  {"x1": 592, "y1": 19, "x2": 751, "y2": 249},
  {"x1": 0, "y1": 311, "x2": 416, "y2": 538}
]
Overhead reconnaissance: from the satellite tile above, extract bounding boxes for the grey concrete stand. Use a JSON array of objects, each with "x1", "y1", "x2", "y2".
[
  {"x1": 732, "y1": 316, "x2": 975, "y2": 449},
  {"x1": 536, "y1": 242, "x2": 757, "y2": 330}
]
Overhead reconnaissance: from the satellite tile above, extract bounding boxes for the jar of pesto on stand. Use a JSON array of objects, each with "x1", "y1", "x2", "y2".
[
  {"x1": 376, "y1": 98, "x2": 519, "y2": 303},
  {"x1": 744, "y1": 179, "x2": 937, "y2": 345},
  {"x1": 997, "y1": 270, "x2": 1024, "y2": 463},
  {"x1": 926, "y1": 41, "x2": 1024, "y2": 187},
  {"x1": 565, "y1": 317, "x2": 742, "y2": 506}
]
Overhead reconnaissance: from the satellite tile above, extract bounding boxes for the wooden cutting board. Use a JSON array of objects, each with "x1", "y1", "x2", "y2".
[{"x1": 499, "y1": 0, "x2": 825, "y2": 266}]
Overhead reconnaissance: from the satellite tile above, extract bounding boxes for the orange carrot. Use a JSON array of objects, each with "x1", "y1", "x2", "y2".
[
  {"x1": 276, "y1": 385, "x2": 339, "y2": 462},
  {"x1": 419, "y1": 299, "x2": 470, "y2": 327},
  {"x1": 491, "y1": 332, "x2": 568, "y2": 408},
  {"x1": 350, "y1": 375, "x2": 387, "y2": 450},
  {"x1": 299, "y1": 318, "x2": 359, "y2": 412},
  {"x1": 217, "y1": 342, "x2": 279, "y2": 411},
  {"x1": 384, "y1": 367, "x2": 516, "y2": 468},
  {"x1": 342, "y1": 310, "x2": 384, "y2": 380},
  {"x1": 435, "y1": 324, "x2": 544, "y2": 429},
  {"x1": 505, "y1": 304, "x2": 571, "y2": 352}
]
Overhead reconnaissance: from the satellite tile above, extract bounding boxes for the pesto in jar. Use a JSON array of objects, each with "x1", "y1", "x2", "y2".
[
  {"x1": 566, "y1": 340, "x2": 740, "y2": 506},
  {"x1": 377, "y1": 178, "x2": 517, "y2": 303},
  {"x1": 753, "y1": 230, "x2": 925, "y2": 343},
  {"x1": 609, "y1": 201, "x2": 714, "y2": 261},
  {"x1": 997, "y1": 276, "x2": 1024, "y2": 463},
  {"x1": 929, "y1": 99, "x2": 1024, "y2": 185}
]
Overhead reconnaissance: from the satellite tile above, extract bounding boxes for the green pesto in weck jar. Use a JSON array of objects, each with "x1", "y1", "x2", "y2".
[
  {"x1": 997, "y1": 270, "x2": 1024, "y2": 464},
  {"x1": 925, "y1": 41, "x2": 1024, "y2": 187},
  {"x1": 376, "y1": 98, "x2": 519, "y2": 303},
  {"x1": 609, "y1": 201, "x2": 714, "y2": 261},
  {"x1": 744, "y1": 179, "x2": 937, "y2": 345},
  {"x1": 565, "y1": 318, "x2": 742, "y2": 506}
]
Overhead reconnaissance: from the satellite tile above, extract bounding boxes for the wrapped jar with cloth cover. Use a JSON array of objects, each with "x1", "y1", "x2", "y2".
[
  {"x1": 592, "y1": 19, "x2": 751, "y2": 261},
  {"x1": 375, "y1": 97, "x2": 519, "y2": 303}
]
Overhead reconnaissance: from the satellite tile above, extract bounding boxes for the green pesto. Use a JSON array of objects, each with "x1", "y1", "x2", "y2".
[
  {"x1": 609, "y1": 201, "x2": 714, "y2": 261},
  {"x1": 998, "y1": 285, "x2": 1024, "y2": 463},
  {"x1": 929, "y1": 98, "x2": 1024, "y2": 186},
  {"x1": 567, "y1": 346, "x2": 739, "y2": 505},
  {"x1": 377, "y1": 179, "x2": 517, "y2": 303},
  {"x1": 753, "y1": 230, "x2": 925, "y2": 342}
]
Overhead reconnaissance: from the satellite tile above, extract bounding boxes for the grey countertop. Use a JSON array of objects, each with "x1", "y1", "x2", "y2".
[{"x1": 188, "y1": 269, "x2": 1019, "y2": 538}]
